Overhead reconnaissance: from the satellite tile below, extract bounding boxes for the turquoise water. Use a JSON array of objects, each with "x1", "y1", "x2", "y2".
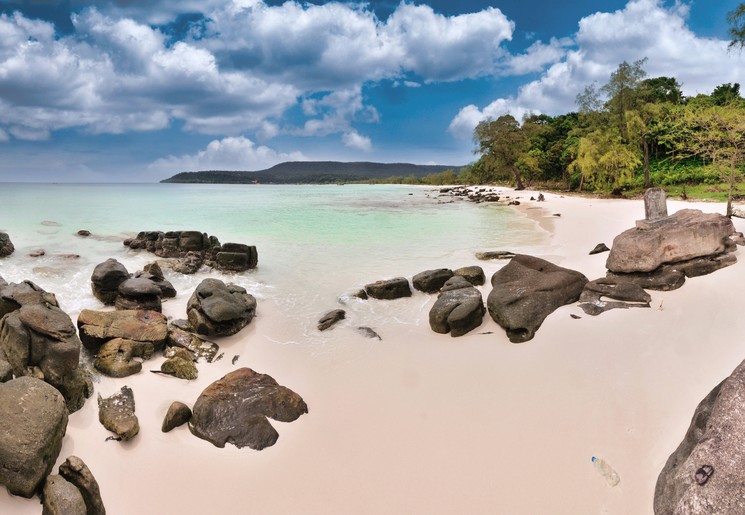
[{"x1": 0, "y1": 183, "x2": 546, "y2": 329}]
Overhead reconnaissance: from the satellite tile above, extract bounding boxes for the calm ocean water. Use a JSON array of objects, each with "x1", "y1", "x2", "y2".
[{"x1": 0, "y1": 183, "x2": 547, "y2": 334}]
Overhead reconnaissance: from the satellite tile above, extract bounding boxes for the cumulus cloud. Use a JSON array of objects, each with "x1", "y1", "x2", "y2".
[
  {"x1": 147, "y1": 136, "x2": 306, "y2": 173},
  {"x1": 342, "y1": 130, "x2": 373, "y2": 152},
  {"x1": 450, "y1": 0, "x2": 744, "y2": 138}
]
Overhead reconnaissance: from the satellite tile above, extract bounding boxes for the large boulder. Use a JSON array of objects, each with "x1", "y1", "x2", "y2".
[
  {"x1": 114, "y1": 276, "x2": 163, "y2": 312},
  {"x1": 654, "y1": 358, "x2": 745, "y2": 514},
  {"x1": 606, "y1": 209, "x2": 736, "y2": 273},
  {"x1": 0, "y1": 280, "x2": 59, "y2": 318},
  {"x1": 429, "y1": 276, "x2": 485, "y2": 337},
  {"x1": 487, "y1": 255, "x2": 588, "y2": 343},
  {"x1": 98, "y1": 386, "x2": 139, "y2": 441},
  {"x1": 94, "y1": 338, "x2": 154, "y2": 378},
  {"x1": 77, "y1": 309, "x2": 168, "y2": 353},
  {"x1": 0, "y1": 303, "x2": 91, "y2": 412},
  {"x1": 0, "y1": 377, "x2": 68, "y2": 498},
  {"x1": 0, "y1": 232, "x2": 14, "y2": 257},
  {"x1": 364, "y1": 277, "x2": 412, "y2": 300},
  {"x1": 412, "y1": 268, "x2": 454, "y2": 293},
  {"x1": 189, "y1": 368, "x2": 308, "y2": 450},
  {"x1": 186, "y1": 279, "x2": 257, "y2": 337},
  {"x1": 90, "y1": 259, "x2": 129, "y2": 305},
  {"x1": 42, "y1": 475, "x2": 87, "y2": 515},
  {"x1": 453, "y1": 265, "x2": 486, "y2": 286},
  {"x1": 58, "y1": 456, "x2": 106, "y2": 515}
]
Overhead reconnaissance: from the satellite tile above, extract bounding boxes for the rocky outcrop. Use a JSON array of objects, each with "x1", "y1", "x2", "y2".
[
  {"x1": 186, "y1": 279, "x2": 257, "y2": 337},
  {"x1": 318, "y1": 309, "x2": 345, "y2": 331},
  {"x1": 654, "y1": 358, "x2": 745, "y2": 514},
  {"x1": 115, "y1": 276, "x2": 163, "y2": 311},
  {"x1": 578, "y1": 278, "x2": 651, "y2": 316},
  {"x1": 429, "y1": 276, "x2": 485, "y2": 337},
  {"x1": 42, "y1": 475, "x2": 87, "y2": 515},
  {"x1": 58, "y1": 456, "x2": 106, "y2": 515},
  {"x1": 0, "y1": 279, "x2": 59, "y2": 318},
  {"x1": 123, "y1": 231, "x2": 258, "y2": 273},
  {"x1": 77, "y1": 309, "x2": 168, "y2": 353},
  {"x1": 487, "y1": 255, "x2": 588, "y2": 343},
  {"x1": 606, "y1": 209, "x2": 736, "y2": 274},
  {"x1": 189, "y1": 368, "x2": 308, "y2": 450},
  {"x1": 606, "y1": 269, "x2": 686, "y2": 292},
  {"x1": 0, "y1": 232, "x2": 14, "y2": 257},
  {"x1": 0, "y1": 377, "x2": 68, "y2": 498},
  {"x1": 0, "y1": 302, "x2": 91, "y2": 412},
  {"x1": 90, "y1": 259, "x2": 129, "y2": 305},
  {"x1": 412, "y1": 268, "x2": 454, "y2": 293},
  {"x1": 364, "y1": 277, "x2": 412, "y2": 300},
  {"x1": 98, "y1": 386, "x2": 139, "y2": 441},
  {"x1": 453, "y1": 265, "x2": 485, "y2": 286},
  {"x1": 91, "y1": 259, "x2": 176, "y2": 311},
  {"x1": 162, "y1": 401, "x2": 192, "y2": 432}
]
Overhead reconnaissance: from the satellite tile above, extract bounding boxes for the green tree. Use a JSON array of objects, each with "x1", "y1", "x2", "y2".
[
  {"x1": 729, "y1": 3, "x2": 745, "y2": 49},
  {"x1": 639, "y1": 76, "x2": 683, "y2": 105},
  {"x1": 711, "y1": 83, "x2": 742, "y2": 106},
  {"x1": 569, "y1": 127, "x2": 641, "y2": 192},
  {"x1": 601, "y1": 58, "x2": 648, "y2": 140},
  {"x1": 474, "y1": 114, "x2": 531, "y2": 189}
]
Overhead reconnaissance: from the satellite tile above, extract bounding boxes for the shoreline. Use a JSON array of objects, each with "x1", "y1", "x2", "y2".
[{"x1": 1, "y1": 186, "x2": 743, "y2": 514}]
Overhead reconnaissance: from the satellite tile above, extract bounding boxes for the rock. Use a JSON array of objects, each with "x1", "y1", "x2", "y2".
[
  {"x1": 76, "y1": 230, "x2": 91, "y2": 237},
  {"x1": 644, "y1": 187, "x2": 668, "y2": 221},
  {"x1": 167, "y1": 327, "x2": 218, "y2": 363},
  {"x1": 132, "y1": 270, "x2": 176, "y2": 298},
  {"x1": 364, "y1": 277, "x2": 412, "y2": 300},
  {"x1": 42, "y1": 475, "x2": 86, "y2": 515},
  {"x1": 578, "y1": 278, "x2": 651, "y2": 316},
  {"x1": 0, "y1": 232, "x2": 14, "y2": 257},
  {"x1": 114, "y1": 277, "x2": 163, "y2": 312},
  {"x1": 654, "y1": 358, "x2": 745, "y2": 514},
  {"x1": 589, "y1": 243, "x2": 610, "y2": 255},
  {"x1": 29, "y1": 249, "x2": 46, "y2": 257},
  {"x1": 216, "y1": 243, "x2": 259, "y2": 271},
  {"x1": 143, "y1": 261, "x2": 163, "y2": 279},
  {"x1": 77, "y1": 309, "x2": 168, "y2": 353},
  {"x1": 318, "y1": 309, "x2": 345, "y2": 331},
  {"x1": 429, "y1": 279, "x2": 485, "y2": 337},
  {"x1": 1, "y1": 303, "x2": 91, "y2": 412},
  {"x1": 670, "y1": 253, "x2": 738, "y2": 278},
  {"x1": 351, "y1": 289, "x2": 368, "y2": 300},
  {"x1": 453, "y1": 265, "x2": 485, "y2": 286},
  {"x1": 162, "y1": 401, "x2": 192, "y2": 432},
  {"x1": 0, "y1": 359, "x2": 12, "y2": 382},
  {"x1": 58, "y1": 456, "x2": 105, "y2": 515},
  {"x1": 487, "y1": 255, "x2": 588, "y2": 343},
  {"x1": 98, "y1": 386, "x2": 139, "y2": 441},
  {"x1": 0, "y1": 377, "x2": 68, "y2": 498},
  {"x1": 94, "y1": 338, "x2": 154, "y2": 378},
  {"x1": 161, "y1": 355, "x2": 198, "y2": 380},
  {"x1": 475, "y1": 250, "x2": 516, "y2": 261},
  {"x1": 606, "y1": 269, "x2": 686, "y2": 292},
  {"x1": 731, "y1": 232, "x2": 745, "y2": 246},
  {"x1": 607, "y1": 209, "x2": 736, "y2": 273},
  {"x1": 186, "y1": 279, "x2": 257, "y2": 337},
  {"x1": 0, "y1": 280, "x2": 59, "y2": 318},
  {"x1": 90, "y1": 259, "x2": 129, "y2": 305},
  {"x1": 189, "y1": 368, "x2": 308, "y2": 450},
  {"x1": 412, "y1": 268, "x2": 454, "y2": 293},
  {"x1": 172, "y1": 252, "x2": 203, "y2": 274},
  {"x1": 356, "y1": 326, "x2": 382, "y2": 340}
]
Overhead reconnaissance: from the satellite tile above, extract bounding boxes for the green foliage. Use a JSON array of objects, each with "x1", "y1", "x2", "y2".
[
  {"x1": 569, "y1": 127, "x2": 641, "y2": 190},
  {"x1": 729, "y1": 3, "x2": 745, "y2": 49}
]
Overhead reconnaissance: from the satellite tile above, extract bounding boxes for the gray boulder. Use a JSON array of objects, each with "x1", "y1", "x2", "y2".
[
  {"x1": 365, "y1": 277, "x2": 412, "y2": 300},
  {"x1": 654, "y1": 358, "x2": 745, "y2": 514},
  {"x1": 172, "y1": 252, "x2": 203, "y2": 274},
  {"x1": 189, "y1": 368, "x2": 308, "y2": 450},
  {"x1": 0, "y1": 377, "x2": 68, "y2": 498},
  {"x1": 318, "y1": 309, "x2": 345, "y2": 331},
  {"x1": 186, "y1": 279, "x2": 257, "y2": 337},
  {"x1": 453, "y1": 265, "x2": 486, "y2": 286},
  {"x1": 429, "y1": 276, "x2": 485, "y2": 337},
  {"x1": 42, "y1": 475, "x2": 86, "y2": 515},
  {"x1": 412, "y1": 268, "x2": 454, "y2": 293},
  {"x1": 90, "y1": 259, "x2": 129, "y2": 305},
  {"x1": 77, "y1": 309, "x2": 168, "y2": 353},
  {"x1": 487, "y1": 255, "x2": 588, "y2": 343},
  {"x1": 0, "y1": 359, "x2": 12, "y2": 382},
  {"x1": 0, "y1": 232, "x2": 14, "y2": 257},
  {"x1": 607, "y1": 209, "x2": 736, "y2": 273},
  {"x1": 115, "y1": 277, "x2": 163, "y2": 312},
  {"x1": 98, "y1": 386, "x2": 139, "y2": 441},
  {"x1": 0, "y1": 279, "x2": 59, "y2": 318},
  {"x1": 58, "y1": 456, "x2": 106, "y2": 515},
  {"x1": 162, "y1": 401, "x2": 192, "y2": 432}
]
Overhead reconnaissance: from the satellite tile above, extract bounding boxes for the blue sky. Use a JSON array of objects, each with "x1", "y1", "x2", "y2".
[{"x1": 0, "y1": 0, "x2": 741, "y2": 182}]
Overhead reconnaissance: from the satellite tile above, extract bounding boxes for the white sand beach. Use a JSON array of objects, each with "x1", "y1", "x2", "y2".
[{"x1": 2, "y1": 189, "x2": 744, "y2": 515}]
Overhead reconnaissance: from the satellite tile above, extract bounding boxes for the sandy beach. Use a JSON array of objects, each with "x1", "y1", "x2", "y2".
[{"x1": 2, "y1": 188, "x2": 744, "y2": 515}]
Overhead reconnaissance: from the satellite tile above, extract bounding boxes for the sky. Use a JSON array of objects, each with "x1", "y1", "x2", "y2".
[{"x1": 0, "y1": 0, "x2": 742, "y2": 182}]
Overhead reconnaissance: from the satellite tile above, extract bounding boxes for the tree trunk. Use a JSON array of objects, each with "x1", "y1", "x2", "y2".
[
  {"x1": 512, "y1": 167, "x2": 524, "y2": 190},
  {"x1": 643, "y1": 138, "x2": 650, "y2": 189},
  {"x1": 727, "y1": 164, "x2": 735, "y2": 218}
]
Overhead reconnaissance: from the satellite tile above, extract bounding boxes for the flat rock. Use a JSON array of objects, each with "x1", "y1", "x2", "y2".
[
  {"x1": 162, "y1": 401, "x2": 192, "y2": 432},
  {"x1": 77, "y1": 309, "x2": 168, "y2": 353},
  {"x1": 318, "y1": 309, "x2": 345, "y2": 331},
  {"x1": 167, "y1": 327, "x2": 218, "y2": 362},
  {"x1": 98, "y1": 386, "x2": 139, "y2": 441},
  {"x1": 42, "y1": 475, "x2": 86, "y2": 515},
  {"x1": 476, "y1": 250, "x2": 516, "y2": 261},
  {"x1": 412, "y1": 268, "x2": 454, "y2": 293},
  {"x1": 58, "y1": 456, "x2": 105, "y2": 515},
  {"x1": 189, "y1": 368, "x2": 308, "y2": 450},
  {"x1": 0, "y1": 377, "x2": 68, "y2": 498},
  {"x1": 364, "y1": 277, "x2": 412, "y2": 300},
  {"x1": 487, "y1": 254, "x2": 588, "y2": 343},
  {"x1": 0, "y1": 280, "x2": 59, "y2": 319},
  {"x1": 578, "y1": 278, "x2": 651, "y2": 316},
  {"x1": 453, "y1": 265, "x2": 485, "y2": 286},
  {"x1": 606, "y1": 269, "x2": 686, "y2": 292}
]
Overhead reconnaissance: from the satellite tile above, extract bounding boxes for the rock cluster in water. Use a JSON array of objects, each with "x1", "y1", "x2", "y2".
[
  {"x1": 91, "y1": 258, "x2": 176, "y2": 311},
  {"x1": 123, "y1": 230, "x2": 258, "y2": 273}
]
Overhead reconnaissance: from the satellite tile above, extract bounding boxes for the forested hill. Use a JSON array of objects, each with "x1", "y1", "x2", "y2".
[{"x1": 160, "y1": 161, "x2": 458, "y2": 184}]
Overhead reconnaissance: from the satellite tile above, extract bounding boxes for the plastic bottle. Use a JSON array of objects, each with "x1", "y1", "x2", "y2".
[{"x1": 592, "y1": 456, "x2": 620, "y2": 487}]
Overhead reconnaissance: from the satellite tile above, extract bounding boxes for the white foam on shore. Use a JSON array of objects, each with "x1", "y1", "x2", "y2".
[{"x1": 2, "y1": 187, "x2": 744, "y2": 514}]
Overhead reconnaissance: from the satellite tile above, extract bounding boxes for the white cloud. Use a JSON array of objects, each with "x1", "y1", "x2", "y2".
[
  {"x1": 147, "y1": 136, "x2": 306, "y2": 173},
  {"x1": 506, "y1": 37, "x2": 572, "y2": 75},
  {"x1": 450, "y1": 0, "x2": 745, "y2": 138},
  {"x1": 342, "y1": 130, "x2": 373, "y2": 152}
]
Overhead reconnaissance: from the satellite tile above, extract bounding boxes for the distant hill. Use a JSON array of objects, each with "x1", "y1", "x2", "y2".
[{"x1": 160, "y1": 161, "x2": 459, "y2": 184}]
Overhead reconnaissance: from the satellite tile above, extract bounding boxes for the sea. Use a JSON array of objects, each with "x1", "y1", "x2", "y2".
[{"x1": 0, "y1": 183, "x2": 547, "y2": 338}]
